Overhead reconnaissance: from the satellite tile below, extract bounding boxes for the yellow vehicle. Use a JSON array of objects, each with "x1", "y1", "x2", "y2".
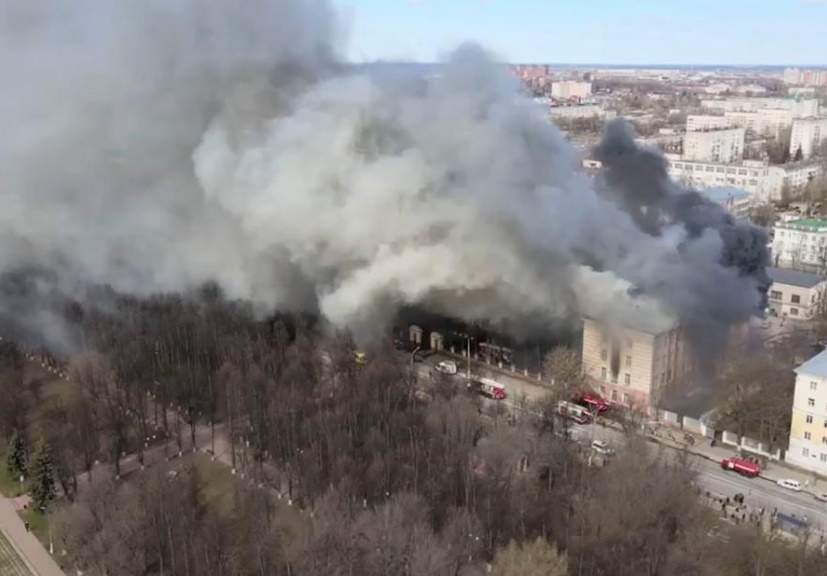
[{"x1": 353, "y1": 351, "x2": 367, "y2": 365}]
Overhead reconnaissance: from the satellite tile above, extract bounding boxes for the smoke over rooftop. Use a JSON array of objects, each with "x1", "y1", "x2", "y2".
[{"x1": 0, "y1": 0, "x2": 767, "y2": 352}]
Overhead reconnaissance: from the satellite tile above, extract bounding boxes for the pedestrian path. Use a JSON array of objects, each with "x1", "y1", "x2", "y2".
[
  {"x1": 0, "y1": 529, "x2": 33, "y2": 575},
  {"x1": 0, "y1": 497, "x2": 63, "y2": 576}
]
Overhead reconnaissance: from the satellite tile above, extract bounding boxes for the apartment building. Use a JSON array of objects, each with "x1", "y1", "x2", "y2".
[
  {"x1": 701, "y1": 97, "x2": 819, "y2": 118},
  {"x1": 666, "y1": 156, "x2": 822, "y2": 203},
  {"x1": 551, "y1": 80, "x2": 592, "y2": 100},
  {"x1": 686, "y1": 115, "x2": 735, "y2": 132},
  {"x1": 786, "y1": 350, "x2": 827, "y2": 475},
  {"x1": 772, "y1": 219, "x2": 827, "y2": 272},
  {"x1": 701, "y1": 187, "x2": 752, "y2": 220},
  {"x1": 724, "y1": 109, "x2": 794, "y2": 138},
  {"x1": 548, "y1": 104, "x2": 612, "y2": 120},
  {"x1": 784, "y1": 68, "x2": 827, "y2": 87},
  {"x1": 767, "y1": 267, "x2": 827, "y2": 319},
  {"x1": 683, "y1": 128, "x2": 745, "y2": 163},
  {"x1": 581, "y1": 316, "x2": 692, "y2": 413},
  {"x1": 790, "y1": 118, "x2": 827, "y2": 160}
]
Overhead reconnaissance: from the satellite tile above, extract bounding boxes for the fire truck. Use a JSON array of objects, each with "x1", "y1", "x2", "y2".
[{"x1": 720, "y1": 457, "x2": 760, "y2": 478}]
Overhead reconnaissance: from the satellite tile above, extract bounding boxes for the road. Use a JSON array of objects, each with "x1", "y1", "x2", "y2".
[{"x1": 413, "y1": 353, "x2": 827, "y2": 536}]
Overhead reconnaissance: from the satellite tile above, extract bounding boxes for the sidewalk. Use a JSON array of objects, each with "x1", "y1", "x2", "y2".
[{"x1": 0, "y1": 496, "x2": 64, "y2": 576}]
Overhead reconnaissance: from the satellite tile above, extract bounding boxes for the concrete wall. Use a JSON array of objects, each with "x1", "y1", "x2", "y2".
[
  {"x1": 682, "y1": 416, "x2": 704, "y2": 434},
  {"x1": 658, "y1": 409, "x2": 680, "y2": 427},
  {"x1": 722, "y1": 430, "x2": 740, "y2": 447}
]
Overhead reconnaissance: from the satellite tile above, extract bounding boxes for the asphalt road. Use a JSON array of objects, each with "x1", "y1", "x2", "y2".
[{"x1": 413, "y1": 354, "x2": 827, "y2": 535}]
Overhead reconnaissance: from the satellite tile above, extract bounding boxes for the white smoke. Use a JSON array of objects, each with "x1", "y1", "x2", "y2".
[{"x1": 0, "y1": 0, "x2": 765, "y2": 347}]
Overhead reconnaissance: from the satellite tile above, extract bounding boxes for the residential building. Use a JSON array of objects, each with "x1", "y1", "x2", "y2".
[
  {"x1": 772, "y1": 219, "x2": 827, "y2": 272},
  {"x1": 789, "y1": 118, "x2": 827, "y2": 160},
  {"x1": 767, "y1": 267, "x2": 827, "y2": 319},
  {"x1": 784, "y1": 68, "x2": 827, "y2": 87},
  {"x1": 581, "y1": 316, "x2": 692, "y2": 413},
  {"x1": 548, "y1": 104, "x2": 611, "y2": 120},
  {"x1": 550, "y1": 80, "x2": 592, "y2": 100},
  {"x1": 701, "y1": 187, "x2": 752, "y2": 220},
  {"x1": 701, "y1": 97, "x2": 819, "y2": 118},
  {"x1": 735, "y1": 84, "x2": 768, "y2": 95},
  {"x1": 683, "y1": 128, "x2": 745, "y2": 163},
  {"x1": 724, "y1": 109, "x2": 794, "y2": 138},
  {"x1": 686, "y1": 115, "x2": 735, "y2": 132},
  {"x1": 786, "y1": 350, "x2": 827, "y2": 475},
  {"x1": 666, "y1": 156, "x2": 822, "y2": 203}
]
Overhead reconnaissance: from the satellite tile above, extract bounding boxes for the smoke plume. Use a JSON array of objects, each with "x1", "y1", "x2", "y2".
[{"x1": 0, "y1": 0, "x2": 767, "y2": 351}]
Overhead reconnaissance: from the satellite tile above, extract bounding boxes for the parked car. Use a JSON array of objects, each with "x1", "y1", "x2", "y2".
[
  {"x1": 776, "y1": 478, "x2": 802, "y2": 492},
  {"x1": 434, "y1": 360, "x2": 458, "y2": 375},
  {"x1": 814, "y1": 492, "x2": 827, "y2": 503},
  {"x1": 591, "y1": 440, "x2": 615, "y2": 456}
]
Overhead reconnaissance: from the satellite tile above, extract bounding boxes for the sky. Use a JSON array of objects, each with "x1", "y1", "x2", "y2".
[{"x1": 335, "y1": 0, "x2": 827, "y2": 66}]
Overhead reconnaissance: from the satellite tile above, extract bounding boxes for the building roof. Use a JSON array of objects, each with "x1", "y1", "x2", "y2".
[
  {"x1": 796, "y1": 349, "x2": 827, "y2": 378},
  {"x1": 702, "y1": 186, "x2": 751, "y2": 204},
  {"x1": 777, "y1": 218, "x2": 827, "y2": 231},
  {"x1": 768, "y1": 267, "x2": 826, "y2": 289}
]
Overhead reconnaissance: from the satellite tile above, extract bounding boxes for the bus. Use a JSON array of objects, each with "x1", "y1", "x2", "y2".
[{"x1": 557, "y1": 401, "x2": 593, "y2": 425}]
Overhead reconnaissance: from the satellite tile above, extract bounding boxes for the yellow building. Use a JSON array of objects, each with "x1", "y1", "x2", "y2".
[
  {"x1": 786, "y1": 350, "x2": 827, "y2": 474},
  {"x1": 581, "y1": 316, "x2": 692, "y2": 413}
]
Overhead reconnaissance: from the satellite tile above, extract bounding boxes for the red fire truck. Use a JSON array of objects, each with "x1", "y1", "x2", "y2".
[
  {"x1": 720, "y1": 457, "x2": 760, "y2": 478},
  {"x1": 576, "y1": 392, "x2": 609, "y2": 414}
]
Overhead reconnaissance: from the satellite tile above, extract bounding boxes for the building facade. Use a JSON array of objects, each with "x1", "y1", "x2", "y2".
[
  {"x1": 550, "y1": 80, "x2": 592, "y2": 100},
  {"x1": 581, "y1": 317, "x2": 692, "y2": 413},
  {"x1": 772, "y1": 219, "x2": 827, "y2": 272},
  {"x1": 784, "y1": 68, "x2": 827, "y2": 87},
  {"x1": 666, "y1": 157, "x2": 822, "y2": 204},
  {"x1": 701, "y1": 187, "x2": 752, "y2": 220},
  {"x1": 790, "y1": 118, "x2": 827, "y2": 160},
  {"x1": 767, "y1": 267, "x2": 827, "y2": 319},
  {"x1": 548, "y1": 104, "x2": 609, "y2": 120},
  {"x1": 683, "y1": 128, "x2": 745, "y2": 163},
  {"x1": 686, "y1": 115, "x2": 735, "y2": 132},
  {"x1": 724, "y1": 109, "x2": 794, "y2": 138},
  {"x1": 786, "y1": 350, "x2": 827, "y2": 476},
  {"x1": 701, "y1": 97, "x2": 819, "y2": 118}
]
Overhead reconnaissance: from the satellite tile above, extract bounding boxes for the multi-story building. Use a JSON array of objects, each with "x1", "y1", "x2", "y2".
[
  {"x1": 550, "y1": 80, "x2": 592, "y2": 100},
  {"x1": 724, "y1": 109, "x2": 795, "y2": 138},
  {"x1": 666, "y1": 156, "x2": 822, "y2": 204},
  {"x1": 767, "y1": 267, "x2": 827, "y2": 319},
  {"x1": 784, "y1": 68, "x2": 827, "y2": 87},
  {"x1": 790, "y1": 118, "x2": 827, "y2": 160},
  {"x1": 786, "y1": 350, "x2": 827, "y2": 475},
  {"x1": 686, "y1": 115, "x2": 735, "y2": 132},
  {"x1": 701, "y1": 97, "x2": 819, "y2": 118},
  {"x1": 771, "y1": 219, "x2": 827, "y2": 272},
  {"x1": 701, "y1": 187, "x2": 752, "y2": 220},
  {"x1": 581, "y1": 316, "x2": 692, "y2": 413},
  {"x1": 548, "y1": 104, "x2": 611, "y2": 120},
  {"x1": 683, "y1": 128, "x2": 745, "y2": 163}
]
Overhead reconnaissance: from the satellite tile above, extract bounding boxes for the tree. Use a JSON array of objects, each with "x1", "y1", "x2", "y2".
[
  {"x1": 493, "y1": 537, "x2": 568, "y2": 576},
  {"x1": 6, "y1": 429, "x2": 28, "y2": 479},
  {"x1": 750, "y1": 203, "x2": 776, "y2": 228},
  {"x1": 542, "y1": 346, "x2": 584, "y2": 392},
  {"x1": 29, "y1": 439, "x2": 56, "y2": 511}
]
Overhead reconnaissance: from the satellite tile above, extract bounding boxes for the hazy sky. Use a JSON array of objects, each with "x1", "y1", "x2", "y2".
[{"x1": 336, "y1": 0, "x2": 827, "y2": 65}]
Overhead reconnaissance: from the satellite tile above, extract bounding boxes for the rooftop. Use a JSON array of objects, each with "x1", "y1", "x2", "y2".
[
  {"x1": 777, "y1": 218, "x2": 827, "y2": 231},
  {"x1": 768, "y1": 267, "x2": 826, "y2": 289},
  {"x1": 795, "y1": 348, "x2": 827, "y2": 379},
  {"x1": 702, "y1": 186, "x2": 751, "y2": 204}
]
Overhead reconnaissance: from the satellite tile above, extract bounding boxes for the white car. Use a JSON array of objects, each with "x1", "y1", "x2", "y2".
[
  {"x1": 814, "y1": 492, "x2": 827, "y2": 503},
  {"x1": 434, "y1": 360, "x2": 458, "y2": 375},
  {"x1": 776, "y1": 478, "x2": 802, "y2": 492},
  {"x1": 591, "y1": 440, "x2": 615, "y2": 456}
]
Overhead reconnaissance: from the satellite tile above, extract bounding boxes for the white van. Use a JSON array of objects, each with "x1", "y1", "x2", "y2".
[{"x1": 776, "y1": 478, "x2": 802, "y2": 492}]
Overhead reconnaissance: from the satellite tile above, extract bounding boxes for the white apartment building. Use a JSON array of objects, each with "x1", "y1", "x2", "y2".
[
  {"x1": 683, "y1": 128, "x2": 745, "y2": 163},
  {"x1": 666, "y1": 156, "x2": 822, "y2": 203},
  {"x1": 772, "y1": 219, "x2": 827, "y2": 271},
  {"x1": 701, "y1": 97, "x2": 819, "y2": 118},
  {"x1": 724, "y1": 109, "x2": 794, "y2": 138},
  {"x1": 790, "y1": 118, "x2": 827, "y2": 160},
  {"x1": 786, "y1": 350, "x2": 827, "y2": 475},
  {"x1": 551, "y1": 80, "x2": 592, "y2": 100},
  {"x1": 581, "y1": 316, "x2": 692, "y2": 413},
  {"x1": 686, "y1": 115, "x2": 735, "y2": 132},
  {"x1": 767, "y1": 267, "x2": 826, "y2": 320},
  {"x1": 548, "y1": 104, "x2": 610, "y2": 120}
]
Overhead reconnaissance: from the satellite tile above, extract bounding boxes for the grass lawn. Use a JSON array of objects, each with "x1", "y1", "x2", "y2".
[
  {"x1": 0, "y1": 530, "x2": 33, "y2": 576},
  {"x1": 17, "y1": 508, "x2": 50, "y2": 550}
]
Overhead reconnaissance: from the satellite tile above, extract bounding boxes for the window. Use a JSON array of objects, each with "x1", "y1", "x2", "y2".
[
  {"x1": 822, "y1": 436, "x2": 827, "y2": 445},
  {"x1": 770, "y1": 290, "x2": 782, "y2": 300},
  {"x1": 600, "y1": 348, "x2": 607, "y2": 361},
  {"x1": 792, "y1": 294, "x2": 801, "y2": 304},
  {"x1": 624, "y1": 373, "x2": 631, "y2": 385},
  {"x1": 601, "y1": 367, "x2": 607, "y2": 381},
  {"x1": 805, "y1": 431, "x2": 812, "y2": 440},
  {"x1": 791, "y1": 307, "x2": 799, "y2": 316},
  {"x1": 625, "y1": 355, "x2": 632, "y2": 368},
  {"x1": 611, "y1": 390, "x2": 618, "y2": 402},
  {"x1": 738, "y1": 169, "x2": 747, "y2": 175},
  {"x1": 812, "y1": 381, "x2": 819, "y2": 391},
  {"x1": 807, "y1": 414, "x2": 814, "y2": 423},
  {"x1": 706, "y1": 166, "x2": 715, "y2": 172},
  {"x1": 809, "y1": 398, "x2": 816, "y2": 407},
  {"x1": 803, "y1": 447, "x2": 810, "y2": 456},
  {"x1": 822, "y1": 454, "x2": 827, "y2": 463},
  {"x1": 623, "y1": 393, "x2": 630, "y2": 405}
]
